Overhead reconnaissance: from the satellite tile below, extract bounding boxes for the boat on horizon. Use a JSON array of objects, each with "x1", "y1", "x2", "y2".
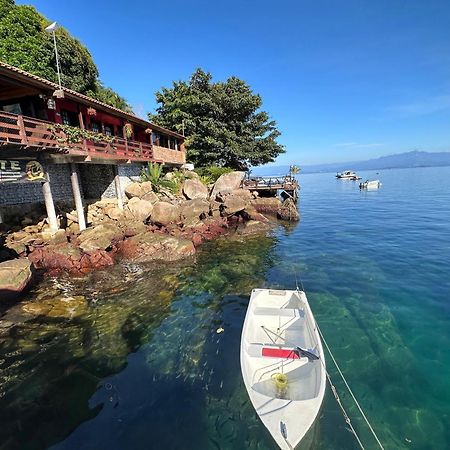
[
  {"x1": 240, "y1": 288, "x2": 326, "y2": 450},
  {"x1": 360, "y1": 179, "x2": 381, "y2": 189},
  {"x1": 336, "y1": 170, "x2": 361, "y2": 180}
]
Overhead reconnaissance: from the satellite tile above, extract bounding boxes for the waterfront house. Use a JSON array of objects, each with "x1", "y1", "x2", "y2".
[{"x1": 0, "y1": 61, "x2": 185, "y2": 230}]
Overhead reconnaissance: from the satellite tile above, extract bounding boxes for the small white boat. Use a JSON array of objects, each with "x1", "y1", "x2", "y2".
[
  {"x1": 240, "y1": 289, "x2": 326, "y2": 450},
  {"x1": 336, "y1": 170, "x2": 361, "y2": 180},
  {"x1": 359, "y1": 179, "x2": 381, "y2": 189}
]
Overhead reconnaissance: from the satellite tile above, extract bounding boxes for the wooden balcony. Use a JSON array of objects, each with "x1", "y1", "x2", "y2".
[{"x1": 0, "y1": 111, "x2": 155, "y2": 162}]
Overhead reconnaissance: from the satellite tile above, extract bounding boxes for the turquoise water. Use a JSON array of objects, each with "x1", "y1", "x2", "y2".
[{"x1": 1, "y1": 166, "x2": 449, "y2": 449}]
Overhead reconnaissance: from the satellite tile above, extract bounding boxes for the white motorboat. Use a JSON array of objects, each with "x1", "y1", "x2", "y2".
[
  {"x1": 240, "y1": 289, "x2": 326, "y2": 450},
  {"x1": 359, "y1": 179, "x2": 381, "y2": 189},
  {"x1": 336, "y1": 170, "x2": 361, "y2": 180}
]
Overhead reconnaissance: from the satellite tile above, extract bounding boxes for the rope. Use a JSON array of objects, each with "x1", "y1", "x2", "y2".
[{"x1": 316, "y1": 323, "x2": 386, "y2": 450}]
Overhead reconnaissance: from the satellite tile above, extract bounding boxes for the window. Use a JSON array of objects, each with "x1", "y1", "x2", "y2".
[
  {"x1": 104, "y1": 124, "x2": 113, "y2": 136},
  {"x1": 152, "y1": 132, "x2": 160, "y2": 146},
  {"x1": 60, "y1": 109, "x2": 78, "y2": 126},
  {"x1": 90, "y1": 120, "x2": 100, "y2": 133}
]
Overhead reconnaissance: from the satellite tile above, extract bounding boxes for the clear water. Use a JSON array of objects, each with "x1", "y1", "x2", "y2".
[{"x1": 1, "y1": 166, "x2": 449, "y2": 450}]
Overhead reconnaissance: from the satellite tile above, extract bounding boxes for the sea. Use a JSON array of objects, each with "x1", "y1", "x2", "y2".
[{"x1": 0, "y1": 166, "x2": 449, "y2": 450}]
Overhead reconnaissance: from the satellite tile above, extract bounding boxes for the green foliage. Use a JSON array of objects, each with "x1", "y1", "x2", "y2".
[
  {"x1": 290, "y1": 165, "x2": 301, "y2": 175},
  {"x1": 195, "y1": 166, "x2": 233, "y2": 182},
  {"x1": 149, "y1": 68, "x2": 285, "y2": 170},
  {"x1": 140, "y1": 163, "x2": 180, "y2": 194},
  {"x1": 48, "y1": 123, "x2": 115, "y2": 146},
  {"x1": 199, "y1": 175, "x2": 213, "y2": 185},
  {"x1": 0, "y1": 0, "x2": 131, "y2": 111}
]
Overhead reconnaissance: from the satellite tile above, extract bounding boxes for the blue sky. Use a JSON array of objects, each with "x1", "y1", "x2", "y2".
[{"x1": 18, "y1": 0, "x2": 450, "y2": 165}]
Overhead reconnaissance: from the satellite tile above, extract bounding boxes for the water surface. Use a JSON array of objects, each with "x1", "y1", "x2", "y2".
[{"x1": 1, "y1": 166, "x2": 449, "y2": 450}]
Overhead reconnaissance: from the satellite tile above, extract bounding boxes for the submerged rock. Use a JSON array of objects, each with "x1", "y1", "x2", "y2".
[{"x1": 0, "y1": 258, "x2": 33, "y2": 300}]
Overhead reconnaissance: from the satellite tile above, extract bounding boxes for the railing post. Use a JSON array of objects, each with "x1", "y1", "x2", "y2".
[{"x1": 17, "y1": 114, "x2": 28, "y2": 145}]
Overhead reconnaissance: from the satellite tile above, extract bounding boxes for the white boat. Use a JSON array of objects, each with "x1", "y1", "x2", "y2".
[
  {"x1": 359, "y1": 179, "x2": 381, "y2": 189},
  {"x1": 336, "y1": 170, "x2": 361, "y2": 180},
  {"x1": 240, "y1": 289, "x2": 326, "y2": 450}
]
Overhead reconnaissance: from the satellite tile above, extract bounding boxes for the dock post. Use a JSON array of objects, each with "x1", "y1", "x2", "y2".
[
  {"x1": 42, "y1": 179, "x2": 58, "y2": 231},
  {"x1": 70, "y1": 162, "x2": 86, "y2": 231},
  {"x1": 114, "y1": 165, "x2": 124, "y2": 210}
]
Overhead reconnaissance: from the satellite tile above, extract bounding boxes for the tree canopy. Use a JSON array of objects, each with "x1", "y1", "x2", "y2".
[
  {"x1": 150, "y1": 68, "x2": 285, "y2": 170},
  {"x1": 0, "y1": 0, "x2": 131, "y2": 111}
]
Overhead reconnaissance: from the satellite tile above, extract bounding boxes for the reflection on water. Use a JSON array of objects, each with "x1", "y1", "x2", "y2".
[{"x1": 1, "y1": 166, "x2": 450, "y2": 450}]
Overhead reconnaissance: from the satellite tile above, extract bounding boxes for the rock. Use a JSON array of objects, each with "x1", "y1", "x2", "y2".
[
  {"x1": 181, "y1": 199, "x2": 210, "y2": 222},
  {"x1": 105, "y1": 207, "x2": 125, "y2": 221},
  {"x1": 78, "y1": 223, "x2": 122, "y2": 253},
  {"x1": 238, "y1": 220, "x2": 271, "y2": 235},
  {"x1": 126, "y1": 197, "x2": 154, "y2": 222},
  {"x1": 150, "y1": 202, "x2": 181, "y2": 226},
  {"x1": 220, "y1": 192, "x2": 251, "y2": 216},
  {"x1": 252, "y1": 197, "x2": 283, "y2": 216},
  {"x1": 182, "y1": 178, "x2": 208, "y2": 200},
  {"x1": 211, "y1": 171, "x2": 245, "y2": 197},
  {"x1": 121, "y1": 233, "x2": 195, "y2": 262},
  {"x1": 184, "y1": 170, "x2": 199, "y2": 179},
  {"x1": 242, "y1": 206, "x2": 270, "y2": 223},
  {"x1": 0, "y1": 259, "x2": 33, "y2": 300},
  {"x1": 277, "y1": 198, "x2": 300, "y2": 221},
  {"x1": 124, "y1": 181, "x2": 153, "y2": 199},
  {"x1": 22, "y1": 295, "x2": 87, "y2": 319}
]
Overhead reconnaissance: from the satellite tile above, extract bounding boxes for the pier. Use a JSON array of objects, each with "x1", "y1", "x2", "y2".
[{"x1": 242, "y1": 175, "x2": 299, "y2": 201}]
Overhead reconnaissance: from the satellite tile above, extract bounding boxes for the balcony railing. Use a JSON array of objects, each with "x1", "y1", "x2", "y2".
[{"x1": 0, "y1": 111, "x2": 153, "y2": 162}]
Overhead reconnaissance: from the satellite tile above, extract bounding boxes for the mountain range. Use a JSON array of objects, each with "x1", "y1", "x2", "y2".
[{"x1": 253, "y1": 150, "x2": 450, "y2": 175}]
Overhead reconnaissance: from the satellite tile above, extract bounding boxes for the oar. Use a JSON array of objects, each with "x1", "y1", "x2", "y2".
[{"x1": 261, "y1": 326, "x2": 319, "y2": 361}]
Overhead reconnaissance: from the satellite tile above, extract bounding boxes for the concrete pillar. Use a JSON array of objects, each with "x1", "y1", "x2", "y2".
[
  {"x1": 42, "y1": 180, "x2": 58, "y2": 231},
  {"x1": 114, "y1": 165, "x2": 124, "y2": 210},
  {"x1": 70, "y1": 163, "x2": 86, "y2": 231}
]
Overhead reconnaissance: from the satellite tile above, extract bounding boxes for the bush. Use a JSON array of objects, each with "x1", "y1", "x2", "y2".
[
  {"x1": 195, "y1": 166, "x2": 233, "y2": 183},
  {"x1": 140, "y1": 162, "x2": 181, "y2": 194}
]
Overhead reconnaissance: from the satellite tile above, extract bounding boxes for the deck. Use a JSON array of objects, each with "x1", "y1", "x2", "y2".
[{"x1": 243, "y1": 175, "x2": 299, "y2": 200}]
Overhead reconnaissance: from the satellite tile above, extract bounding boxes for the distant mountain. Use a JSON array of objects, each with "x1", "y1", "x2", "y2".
[{"x1": 252, "y1": 151, "x2": 450, "y2": 175}]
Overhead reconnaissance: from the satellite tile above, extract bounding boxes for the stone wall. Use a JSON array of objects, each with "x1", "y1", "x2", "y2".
[
  {"x1": 117, "y1": 164, "x2": 144, "y2": 194},
  {"x1": 78, "y1": 164, "x2": 116, "y2": 200}
]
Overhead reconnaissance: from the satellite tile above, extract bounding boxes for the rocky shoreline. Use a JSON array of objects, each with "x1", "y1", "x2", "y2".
[{"x1": 0, "y1": 171, "x2": 299, "y2": 300}]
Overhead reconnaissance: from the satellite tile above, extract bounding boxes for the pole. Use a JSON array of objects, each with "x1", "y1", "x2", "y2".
[
  {"x1": 70, "y1": 163, "x2": 86, "y2": 231},
  {"x1": 42, "y1": 180, "x2": 58, "y2": 231},
  {"x1": 52, "y1": 30, "x2": 62, "y2": 89},
  {"x1": 114, "y1": 166, "x2": 124, "y2": 210}
]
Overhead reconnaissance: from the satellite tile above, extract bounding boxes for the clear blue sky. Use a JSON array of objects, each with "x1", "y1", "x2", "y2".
[{"x1": 18, "y1": 0, "x2": 450, "y2": 165}]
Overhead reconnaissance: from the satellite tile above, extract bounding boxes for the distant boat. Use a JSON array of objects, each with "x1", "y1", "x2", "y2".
[
  {"x1": 360, "y1": 179, "x2": 381, "y2": 190},
  {"x1": 336, "y1": 170, "x2": 361, "y2": 180},
  {"x1": 240, "y1": 288, "x2": 326, "y2": 450}
]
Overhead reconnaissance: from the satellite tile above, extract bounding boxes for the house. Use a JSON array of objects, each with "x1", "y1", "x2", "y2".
[{"x1": 0, "y1": 61, "x2": 185, "y2": 231}]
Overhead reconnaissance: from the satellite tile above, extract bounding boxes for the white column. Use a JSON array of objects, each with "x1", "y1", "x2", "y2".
[
  {"x1": 70, "y1": 163, "x2": 86, "y2": 231},
  {"x1": 42, "y1": 180, "x2": 58, "y2": 231},
  {"x1": 114, "y1": 165, "x2": 124, "y2": 210}
]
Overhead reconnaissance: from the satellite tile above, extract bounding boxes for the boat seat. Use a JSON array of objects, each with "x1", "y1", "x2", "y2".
[{"x1": 253, "y1": 307, "x2": 304, "y2": 317}]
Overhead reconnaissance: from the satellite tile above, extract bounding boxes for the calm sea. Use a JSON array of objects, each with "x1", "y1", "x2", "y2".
[{"x1": 0, "y1": 166, "x2": 449, "y2": 450}]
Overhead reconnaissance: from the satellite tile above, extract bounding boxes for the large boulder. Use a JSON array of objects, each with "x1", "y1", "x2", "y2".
[
  {"x1": 150, "y1": 202, "x2": 181, "y2": 226},
  {"x1": 126, "y1": 197, "x2": 154, "y2": 222},
  {"x1": 251, "y1": 197, "x2": 283, "y2": 216},
  {"x1": 0, "y1": 258, "x2": 33, "y2": 300},
  {"x1": 181, "y1": 199, "x2": 210, "y2": 221},
  {"x1": 78, "y1": 223, "x2": 123, "y2": 253},
  {"x1": 182, "y1": 178, "x2": 208, "y2": 200},
  {"x1": 277, "y1": 198, "x2": 300, "y2": 221},
  {"x1": 220, "y1": 191, "x2": 251, "y2": 216},
  {"x1": 121, "y1": 233, "x2": 195, "y2": 262},
  {"x1": 124, "y1": 181, "x2": 153, "y2": 199},
  {"x1": 211, "y1": 171, "x2": 245, "y2": 198}
]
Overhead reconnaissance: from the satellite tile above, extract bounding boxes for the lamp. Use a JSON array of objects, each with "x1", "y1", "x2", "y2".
[{"x1": 45, "y1": 21, "x2": 64, "y2": 97}]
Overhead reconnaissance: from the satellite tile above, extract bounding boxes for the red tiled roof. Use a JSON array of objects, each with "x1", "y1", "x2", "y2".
[{"x1": 0, "y1": 60, "x2": 184, "y2": 139}]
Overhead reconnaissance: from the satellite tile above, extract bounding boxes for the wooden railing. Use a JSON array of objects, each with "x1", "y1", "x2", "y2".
[
  {"x1": 0, "y1": 111, "x2": 153, "y2": 162},
  {"x1": 243, "y1": 175, "x2": 299, "y2": 190}
]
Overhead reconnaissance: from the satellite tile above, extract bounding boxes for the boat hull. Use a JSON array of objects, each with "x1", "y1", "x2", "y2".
[{"x1": 240, "y1": 289, "x2": 326, "y2": 450}]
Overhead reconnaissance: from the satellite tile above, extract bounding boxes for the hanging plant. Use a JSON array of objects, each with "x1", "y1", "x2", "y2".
[
  {"x1": 145, "y1": 128, "x2": 152, "y2": 134},
  {"x1": 87, "y1": 107, "x2": 97, "y2": 116},
  {"x1": 123, "y1": 123, "x2": 133, "y2": 138},
  {"x1": 48, "y1": 124, "x2": 116, "y2": 147}
]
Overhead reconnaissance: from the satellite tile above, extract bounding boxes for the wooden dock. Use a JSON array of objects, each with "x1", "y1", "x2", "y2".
[{"x1": 242, "y1": 175, "x2": 299, "y2": 200}]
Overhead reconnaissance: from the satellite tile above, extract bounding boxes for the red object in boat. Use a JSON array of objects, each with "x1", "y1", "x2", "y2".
[{"x1": 262, "y1": 347, "x2": 300, "y2": 359}]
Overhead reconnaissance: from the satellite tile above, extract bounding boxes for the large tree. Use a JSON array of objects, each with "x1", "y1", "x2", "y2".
[
  {"x1": 150, "y1": 68, "x2": 285, "y2": 170},
  {"x1": 0, "y1": 0, "x2": 130, "y2": 110}
]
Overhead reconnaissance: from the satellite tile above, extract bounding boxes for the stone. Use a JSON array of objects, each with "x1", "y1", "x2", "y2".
[
  {"x1": 22, "y1": 295, "x2": 87, "y2": 319},
  {"x1": 182, "y1": 178, "x2": 208, "y2": 200},
  {"x1": 126, "y1": 197, "x2": 154, "y2": 222},
  {"x1": 121, "y1": 233, "x2": 195, "y2": 262},
  {"x1": 78, "y1": 223, "x2": 122, "y2": 253},
  {"x1": 181, "y1": 199, "x2": 210, "y2": 221},
  {"x1": 251, "y1": 197, "x2": 283, "y2": 216},
  {"x1": 238, "y1": 220, "x2": 271, "y2": 235},
  {"x1": 141, "y1": 191, "x2": 159, "y2": 203},
  {"x1": 0, "y1": 258, "x2": 33, "y2": 300},
  {"x1": 242, "y1": 206, "x2": 270, "y2": 223},
  {"x1": 124, "y1": 181, "x2": 153, "y2": 199},
  {"x1": 277, "y1": 198, "x2": 300, "y2": 221},
  {"x1": 220, "y1": 192, "x2": 251, "y2": 216},
  {"x1": 211, "y1": 171, "x2": 245, "y2": 197},
  {"x1": 184, "y1": 170, "x2": 199, "y2": 179},
  {"x1": 105, "y1": 207, "x2": 125, "y2": 221},
  {"x1": 150, "y1": 202, "x2": 181, "y2": 226}
]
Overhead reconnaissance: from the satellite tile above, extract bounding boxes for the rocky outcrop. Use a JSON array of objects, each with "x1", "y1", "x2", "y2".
[
  {"x1": 277, "y1": 198, "x2": 300, "y2": 221},
  {"x1": 219, "y1": 189, "x2": 252, "y2": 216},
  {"x1": 0, "y1": 259, "x2": 33, "y2": 300},
  {"x1": 120, "y1": 233, "x2": 195, "y2": 262},
  {"x1": 126, "y1": 197, "x2": 154, "y2": 222},
  {"x1": 150, "y1": 202, "x2": 180, "y2": 226},
  {"x1": 125, "y1": 181, "x2": 152, "y2": 199},
  {"x1": 211, "y1": 171, "x2": 245, "y2": 197},
  {"x1": 180, "y1": 199, "x2": 210, "y2": 225},
  {"x1": 182, "y1": 178, "x2": 208, "y2": 200},
  {"x1": 252, "y1": 197, "x2": 283, "y2": 216},
  {"x1": 78, "y1": 223, "x2": 123, "y2": 253}
]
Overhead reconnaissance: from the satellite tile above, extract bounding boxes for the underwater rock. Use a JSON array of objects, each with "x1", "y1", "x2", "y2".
[{"x1": 0, "y1": 258, "x2": 33, "y2": 300}]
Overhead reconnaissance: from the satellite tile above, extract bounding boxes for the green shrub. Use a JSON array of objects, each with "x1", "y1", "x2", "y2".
[
  {"x1": 140, "y1": 162, "x2": 181, "y2": 194},
  {"x1": 195, "y1": 166, "x2": 233, "y2": 182}
]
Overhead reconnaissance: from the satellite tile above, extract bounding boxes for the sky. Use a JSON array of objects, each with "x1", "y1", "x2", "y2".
[{"x1": 17, "y1": 0, "x2": 450, "y2": 165}]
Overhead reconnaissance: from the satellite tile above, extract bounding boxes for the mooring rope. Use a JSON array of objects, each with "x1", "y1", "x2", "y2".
[{"x1": 315, "y1": 322, "x2": 386, "y2": 450}]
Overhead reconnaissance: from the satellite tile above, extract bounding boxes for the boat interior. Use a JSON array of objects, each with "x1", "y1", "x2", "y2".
[{"x1": 243, "y1": 289, "x2": 322, "y2": 401}]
